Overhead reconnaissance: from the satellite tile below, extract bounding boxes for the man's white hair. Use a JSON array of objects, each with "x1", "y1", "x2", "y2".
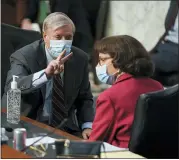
[{"x1": 42, "y1": 12, "x2": 75, "y2": 33}]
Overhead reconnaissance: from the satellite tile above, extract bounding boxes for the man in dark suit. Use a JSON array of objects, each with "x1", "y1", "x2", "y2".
[
  {"x1": 21, "y1": 0, "x2": 93, "y2": 56},
  {"x1": 2, "y1": 12, "x2": 94, "y2": 138},
  {"x1": 151, "y1": 0, "x2": 179, "y2": 86}
]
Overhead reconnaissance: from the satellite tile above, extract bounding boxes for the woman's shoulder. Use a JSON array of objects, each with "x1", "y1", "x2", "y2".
[
  {"x1": 97, "y1": 86, "x2": 116, "y2": 100},
  {"x1": 145, "y1": 78, "x2": 164, "y2": 88}
]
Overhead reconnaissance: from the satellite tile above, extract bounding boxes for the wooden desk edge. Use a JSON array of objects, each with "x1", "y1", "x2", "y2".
[
  {"x1": 1, "y1": 108, "x2": 81, "y2": 140},
  {"x1": 1, "y1": 145, "x2": 31, "y2": 159},
  {"x1": 2, "y1": 145, "x2": 144, "y2": 159}
]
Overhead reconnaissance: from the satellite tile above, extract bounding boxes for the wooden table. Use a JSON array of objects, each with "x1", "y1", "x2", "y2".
[
  {"x1": 1, "y1": 109, "x2": 144, "y2": 159},
  {"x1": 2, "y1": 145, "x2": 144, "y2": 159},
  {"x1": 2, "y1": 145, "x2": 31, "y2": 159}
]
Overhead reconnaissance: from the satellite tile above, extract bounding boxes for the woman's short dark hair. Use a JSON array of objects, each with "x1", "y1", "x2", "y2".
[{"x1": 94, "y1": 35, "x2": 154, "y2": 77}]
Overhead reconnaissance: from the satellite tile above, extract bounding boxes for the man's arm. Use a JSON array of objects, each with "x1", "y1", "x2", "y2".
[
  {"x1": 4, "y1": 52, "x2": 48, "y2": 95},
  {"x1": 4, "y1": 49, "x2": 72, "y2": 95},
  {"x1": 21, "y1": 0, "x2": 39, "y2": 30},
  {"x1": 75, "y1": 60, "x2": 94, "y2": 129},
  {"x1": 149, "y1": 1, "x2": 178, "y2": 54},
  {"x1": 25, "y1": 0, "x2": 39, "y2": 22}
]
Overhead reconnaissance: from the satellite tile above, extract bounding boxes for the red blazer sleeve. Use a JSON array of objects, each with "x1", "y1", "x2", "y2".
[{"x1": 89, "y1": 94, "x2": 114, "y2": 141}]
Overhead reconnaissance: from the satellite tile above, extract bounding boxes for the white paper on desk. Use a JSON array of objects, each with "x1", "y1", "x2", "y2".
[
  {"x1": 101, "y1": 142, "x2": 128, "y2": 152},
  {"x1": 26, "y1": 136, "x2": 56, "y2": 146}
]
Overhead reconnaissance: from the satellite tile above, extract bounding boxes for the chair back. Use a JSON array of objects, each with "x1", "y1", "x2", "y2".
[
  {"x1": 1, "y1": 24, "x2": 41, "y2": 97},
  {"x1": 129, "y1": 84, "x2": 179, "y2": 158}
]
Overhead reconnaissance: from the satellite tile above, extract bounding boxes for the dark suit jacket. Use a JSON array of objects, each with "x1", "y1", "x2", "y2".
[
  {"x1": 151, "y1": 0, "x2": 179, "y2": 52},
  {"x1": 150, "y1": 1, "x2": 179, "y2": 86},
  {"x1": 25, "y1": 0, "x2": 93, "y2": 54},
  {"x1": 89, "y1": 73, "x2": 163, "y2": 148},
  {"x1": 2, "y1": 39, "x2": 94, "y2": 131},
  {"x1": 164, "y1": 0, "x2": 179, "y2": 31}
]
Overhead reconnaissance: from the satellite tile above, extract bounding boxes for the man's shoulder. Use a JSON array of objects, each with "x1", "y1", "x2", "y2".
[
  {"x1": 71, "y1": 46, "x2": 89, "y2": 61},
  {"x1": 12, "y1": 39, "x2": 43, "y2": 58}
]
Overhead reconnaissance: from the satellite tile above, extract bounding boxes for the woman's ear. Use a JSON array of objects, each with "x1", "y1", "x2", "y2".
[{"x1": 112, "y1": 62, "x2": 120, "y2": 73}]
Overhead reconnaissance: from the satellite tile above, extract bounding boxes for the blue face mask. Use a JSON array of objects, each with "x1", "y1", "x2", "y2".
[
  {"x1": 96, "y1": 64, "x2": 117, "y2": 85},
  {"x1": 49, "y1": 40, "x2": 72, "y2": 59}
]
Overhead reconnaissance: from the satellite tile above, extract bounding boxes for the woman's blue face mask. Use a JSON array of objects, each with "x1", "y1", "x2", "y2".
[{"x1": 95, "y1": 63, "x2": 117, "y2": 85}]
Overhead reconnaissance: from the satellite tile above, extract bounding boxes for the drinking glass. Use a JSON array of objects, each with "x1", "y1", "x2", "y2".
[{"x1": 31, "y1": 133, "x2": 48, "y2": 158}]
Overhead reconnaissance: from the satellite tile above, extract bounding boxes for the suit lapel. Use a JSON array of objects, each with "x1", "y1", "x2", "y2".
[
  {"x1": 64, "y1": 55, "x2": 76, "y2": 110},
  {"x1": 36, "y1": 40, "x2": 47, "y2": 102}
]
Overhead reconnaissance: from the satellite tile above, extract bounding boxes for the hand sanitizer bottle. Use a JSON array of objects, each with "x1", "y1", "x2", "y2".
[{"x1": 7, "y1": 75, "x2": 21, "y2": 124}]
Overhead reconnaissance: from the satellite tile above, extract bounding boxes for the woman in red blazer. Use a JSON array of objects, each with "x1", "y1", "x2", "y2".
[{"x1": 89, "y1": 35, "x2": 164, "y2": 148}]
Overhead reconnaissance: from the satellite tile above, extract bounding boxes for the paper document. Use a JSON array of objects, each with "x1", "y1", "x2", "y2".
[
  {"x1": 26, "y1": 136, "x2": 56, "y2": 146},
  {"x1": 26, "y1": 136, "x2": 128, "y2": 152},
  {"x1": 101, "y1": 142, "x2": 128, "y2": 152}
]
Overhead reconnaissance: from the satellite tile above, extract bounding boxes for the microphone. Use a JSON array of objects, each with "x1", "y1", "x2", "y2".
[{"x1": 21, "y1": 118, "x2": 68, "y2": 152}]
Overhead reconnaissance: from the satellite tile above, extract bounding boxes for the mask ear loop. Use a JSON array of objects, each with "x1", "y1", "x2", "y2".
[
  {"x1": 111, "y1": 69, "x2": 122, "y2": 84},
  {"x1": 106, "y1": 62, "x2": 119, "y2": 76}
]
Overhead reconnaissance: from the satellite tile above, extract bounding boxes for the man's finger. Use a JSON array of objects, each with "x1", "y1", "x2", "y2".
[
  {"x1": 51, "y1": 62, "x2": 59, "y2": 70},
  {"x1": 48, "y1": 65, "x2": 55, "y2": 73},
  {"x1": 82, "y1": 133, "x2": 88, "y2": 140},
  {"x1": 56, "y1": 49, "x2": 66, "y2": 61},
  {"x1": 56, "y1": 65, "x2": 64, "y2": 73},
  {"x1": 59, "y1": 65, "x2": 64, "y2": 72},
  {"x1": 60, "y1": 52, "x2": 73, "y2": 64},
  {"x1": 87, "y1": 132, "x2": 91, "y2": 137}
]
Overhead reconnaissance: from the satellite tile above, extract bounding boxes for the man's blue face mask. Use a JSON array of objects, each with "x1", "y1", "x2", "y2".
[
  {"x1": 96, "y1": 63, "x2": 117, "y2": 85},
  {"x1": 48, "y1": 40, "x2": 72, "y2": 59}
]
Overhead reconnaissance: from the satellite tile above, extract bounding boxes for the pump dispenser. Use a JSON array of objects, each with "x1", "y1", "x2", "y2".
[
  {"x1": 7, "y1": 75, "x2": 21, "y2": 124},
  {"x1": 11, "y1": 75, "x2": 18, "y2": 89}
]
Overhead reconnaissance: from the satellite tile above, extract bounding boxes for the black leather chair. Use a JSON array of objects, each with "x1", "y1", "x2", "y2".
[
  {"x1": 1, "y1": 23, "x2": 41, "y2": 97},
  {"x1": 129, "y1": 84, "x2": 179, "y2": 158}
]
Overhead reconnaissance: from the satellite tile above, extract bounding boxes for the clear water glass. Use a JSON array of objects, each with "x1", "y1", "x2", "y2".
[{"x1": 31, "y1": 133, "x2": 48, "y2": 158}]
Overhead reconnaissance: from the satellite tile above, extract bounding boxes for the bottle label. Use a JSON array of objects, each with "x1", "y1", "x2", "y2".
[{"x1": 7, "y1": 90, "x2": 21, "y2": 124}]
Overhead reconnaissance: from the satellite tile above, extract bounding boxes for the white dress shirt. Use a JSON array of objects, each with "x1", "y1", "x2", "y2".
[{"x1": 165, "y1": 12, "x2": 178, "y2": 44}]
